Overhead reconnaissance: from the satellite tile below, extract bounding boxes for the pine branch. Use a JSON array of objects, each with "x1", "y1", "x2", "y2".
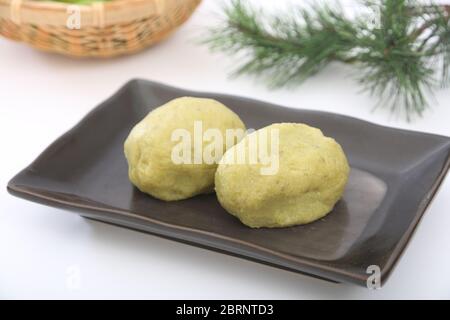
[{"x1": 203, "y1": 0, "x2": 450, "y2": 120}]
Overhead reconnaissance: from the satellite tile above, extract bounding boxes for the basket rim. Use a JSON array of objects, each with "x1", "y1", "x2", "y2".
[
  {"x1": 0, "y1": 0, "x2": 159, "y2": 11},
  {"x1": 0, "y1": 0, "x2": 202, "y2": 27}
]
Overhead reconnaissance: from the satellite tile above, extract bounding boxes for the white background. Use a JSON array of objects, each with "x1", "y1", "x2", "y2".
[{"x1": 1, "y1": 0, "x2": 449, "y2": 299}]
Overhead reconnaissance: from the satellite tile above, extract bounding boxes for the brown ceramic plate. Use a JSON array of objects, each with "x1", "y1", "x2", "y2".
[{"x1": 7, "y1": 80, "x2": 450, "y2": 287}]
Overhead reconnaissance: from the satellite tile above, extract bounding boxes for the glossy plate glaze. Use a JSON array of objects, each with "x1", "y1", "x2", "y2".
[{"x1": 8, "y1": 80, "x2": 450, "y2": 287}]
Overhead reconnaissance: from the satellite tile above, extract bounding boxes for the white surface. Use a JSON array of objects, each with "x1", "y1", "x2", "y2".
[{"x1": 1, "y1": 0, "x2": 449, "y2": 299}]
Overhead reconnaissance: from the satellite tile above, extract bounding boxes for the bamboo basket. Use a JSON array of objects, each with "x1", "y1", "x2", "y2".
[{"x1": 0, "y1": 0, "x2": 202, "y2": 57}]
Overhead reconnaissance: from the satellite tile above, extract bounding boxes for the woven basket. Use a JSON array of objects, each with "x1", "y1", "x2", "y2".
[{"x1": 0, "y1": 0, "x2": 202, "y2": 57}]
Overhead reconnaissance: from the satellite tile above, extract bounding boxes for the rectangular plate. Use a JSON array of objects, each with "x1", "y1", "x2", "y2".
[{"x1": 8, "y1": 79, "x2": 450, "y2": 287}]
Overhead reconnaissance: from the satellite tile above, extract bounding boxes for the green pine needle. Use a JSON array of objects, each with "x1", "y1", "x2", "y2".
[{"x1": 203, "y1": 0, "x2": 450, "y2": 120}]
